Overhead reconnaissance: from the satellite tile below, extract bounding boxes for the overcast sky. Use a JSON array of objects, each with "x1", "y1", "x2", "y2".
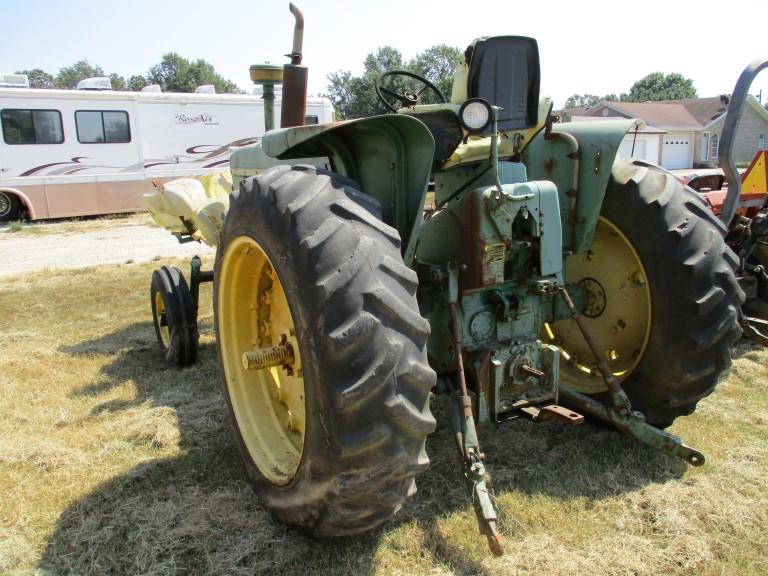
[{"x1": 2, "y1": 0, "x2": 767, "y2": 108}]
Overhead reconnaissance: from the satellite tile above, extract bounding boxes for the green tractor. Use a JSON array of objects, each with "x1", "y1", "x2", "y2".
[{"x1": 153, "y1": 4, "x2": 744, "y2": 554}]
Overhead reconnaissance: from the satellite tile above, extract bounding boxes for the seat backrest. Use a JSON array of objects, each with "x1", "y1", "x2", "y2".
[{"x1": 467, "y1": 36, "x2": 540, "y2": 131}]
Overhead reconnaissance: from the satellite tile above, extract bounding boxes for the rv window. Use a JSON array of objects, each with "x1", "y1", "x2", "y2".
[
  {"x1": 75, "y1": 110, "x2": 130, "y2": 143},
  {"x1": 304, "y1": 115, "x2": 319, "y2": 125},
  {"x1": 1, "y1": 109, "x2": 64, "y2": 145}
]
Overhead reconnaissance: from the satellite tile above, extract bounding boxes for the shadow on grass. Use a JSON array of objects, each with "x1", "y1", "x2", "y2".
[{"x1": 40, "y1": 322, "x2": 685, "y2": 575}]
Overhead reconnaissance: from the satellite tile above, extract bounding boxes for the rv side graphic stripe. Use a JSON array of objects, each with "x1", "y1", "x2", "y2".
[
  {"x1": 183, "y1": 137, "x2": 261, "y2": 159},
  {"x1": 14, "y1": 137, "x2": 261, "y2": 178},
  {"x1": 19, "y1": 157, "x2": 87, "y2": 176},
  {"x1": 144, "y1": 162, "x2": 178, "y2": 169}
]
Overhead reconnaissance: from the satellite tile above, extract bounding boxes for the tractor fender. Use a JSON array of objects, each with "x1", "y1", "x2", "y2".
[
  {"x1": 524, "y1": 118, "x2": 642, "y2": 254},
  {"x1": 261, "y1": 115, "x2": 435, "y2": 264}
]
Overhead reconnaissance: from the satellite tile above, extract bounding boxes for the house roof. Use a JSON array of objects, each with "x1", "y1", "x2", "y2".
[
  {"x1": 660, "y1": 96, "x2": 729, "y2": 125},
  {"x1": 581, "y1": 95, "x2": 768, "y2": 130},
  {"x1": 563, "y1": 95, "x2": 768, "y2": 135},
  {"x1": 553, "y1": 107, "x2": 588, "y2": 117},
  {"x1": 585, "y1": 102, "x2": 702, "y2": 130}
]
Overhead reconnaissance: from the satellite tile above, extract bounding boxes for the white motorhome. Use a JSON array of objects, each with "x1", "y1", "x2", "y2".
[{"x1": 0, "y1": 78, "x2": 334, "y2": 221}]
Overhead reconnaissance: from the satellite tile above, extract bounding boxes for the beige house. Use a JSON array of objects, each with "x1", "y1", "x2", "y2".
[{"x1": 561, "y1": 96, "x2": 768, "y2": 170}]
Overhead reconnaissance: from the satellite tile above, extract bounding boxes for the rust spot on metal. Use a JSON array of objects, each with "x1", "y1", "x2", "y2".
[
  {"x1": 544, "y1": 157, "x2": 556, "y2": 175},
  {"x1": 538, "y1": 404, "x2": 585, "y2": 425},
  {"x1": 479, "y1": 350, "x2": 492, "y2": 419},
  {"x1": 480, "y1": 243, "x2": 505, "y2": 286},
  {"x1": 566, "y1": 189, "x2": 577, "y2": 224}
]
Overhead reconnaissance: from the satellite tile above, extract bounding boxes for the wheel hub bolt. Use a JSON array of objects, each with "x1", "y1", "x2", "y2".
[{"x1": 242, "y1": 343, "x2": 294, "y2": 371}]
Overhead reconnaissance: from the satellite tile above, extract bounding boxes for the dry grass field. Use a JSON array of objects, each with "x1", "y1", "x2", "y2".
[
  {"x1": 2, "y1": 213, "x2": 154, "y2": 237},
  {"x1": 1, "y1": 258, "x2": 767, "y2": 575}
]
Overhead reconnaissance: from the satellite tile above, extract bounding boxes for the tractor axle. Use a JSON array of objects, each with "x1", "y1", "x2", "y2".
[{"x1": 242, "y1": 343, "x2": 295, "y2": 371}]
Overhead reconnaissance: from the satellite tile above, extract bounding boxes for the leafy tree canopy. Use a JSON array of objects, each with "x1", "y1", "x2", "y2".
[
  {"x1": 109, "y1": 73, "x2": 127, "y2": 91},
  {"x1": 409, "y1": 45, "x2": 461, "y2": 101},
  {"x1": 16, "y1": 56, "x2": 240, "y2": 93},
  {"x1": 127, "y1": 75, "x2": 148, "y2": 91},
  {"x1": 624, "y1": 71, "x2": 697, "y2": 102},
  {"x1": 563, "y1": 72, "x2": 697, "y2": 110},
  {"x1": 326, "y1": 44, "x2": 462, "y2": 119},
  {"x1": 15, "y1": 68, "x2": 55, "y2": 89},
  {"x1": 564, "y1": 94, "x2": 602, "y2": 109},
  {"x1": 55, "y1": 60, "x2": 104, "y2": 89},
  {"x1": 148, "y1": 53, "x2": 241, "y2": 94}
]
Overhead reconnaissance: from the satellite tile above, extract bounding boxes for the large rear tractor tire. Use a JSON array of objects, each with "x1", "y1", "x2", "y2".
[
  {"x1": 549, "y1": 160, "x2": 744, "y2": 427},
  {"x1": 214, "y1": 165, "x2": 436, "y2": 536},
  {"x1": 747, "y1": 243, "x2": 768, "y2": 303}
]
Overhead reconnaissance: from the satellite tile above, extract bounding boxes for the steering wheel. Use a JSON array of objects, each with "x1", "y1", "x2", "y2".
[{"x1": 375, "y1": 70, "x2": 447, "y2": 113}]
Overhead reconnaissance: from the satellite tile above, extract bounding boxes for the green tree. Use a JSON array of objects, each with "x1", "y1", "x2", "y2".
[
  {"x1": 624, "y1": 72, "x2": 697, "y2": 102},
  {"x1": 325, "y1": 70, "x2": 357, "y2": 119},
  {"x1": 147, "y1": 53, "x2": 240, "y2": 93},
  {"x1": 55, "y1": 60, "x2": 105, "y2": 88},
  {"x1": 127, "y1": 75, "x2": 147, "y2": 91},
  {"x1": 326, "y1": 44, "x2": 461, "y2": 119},
  {"x1": 362, "y1": 46, "x2": 408, "y2": 116},
  {"x1": 564, "y1": 93, "x2": 602, "y2": 108},
  {"x1": 408, "y1": 44, "x2": 461, "y2": 102},
  {"x1": 109, "y1": 73, "x2": 126, "y2": 91},
  {"x1": 16, "y1": 68, "x2": 55, "y2": 89},
  {"x1": 327, "y1": 46, "x2": 404, "y2": 118}
]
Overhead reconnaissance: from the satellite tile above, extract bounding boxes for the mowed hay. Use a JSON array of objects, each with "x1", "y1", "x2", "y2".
[{"x1": 0, "y1": 260, "x2": 767, "y2": 575}]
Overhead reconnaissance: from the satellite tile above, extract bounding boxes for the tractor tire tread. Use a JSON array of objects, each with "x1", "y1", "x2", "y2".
[
  {"x1": 215, "y1": 164, "x2": 435, "y2": 538},
  {"x1": 602, "y1": 160, "x2": 743, "y2": 425}
]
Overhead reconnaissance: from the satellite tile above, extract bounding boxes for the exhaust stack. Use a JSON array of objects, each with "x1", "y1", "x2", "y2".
[{"x1": 280, "y1": 3, "x2": 308, "y2": 128}]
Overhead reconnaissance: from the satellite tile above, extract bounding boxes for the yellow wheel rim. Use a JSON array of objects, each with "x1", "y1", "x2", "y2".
[
  {"x1": 154, "y1": 291, "x2": 170, "y2": 348},
  {"x1": 546, "y1": 216, "x2": 652, "y2": 393},
  {"x1": 218, "y1": 236, "x2": 306, "y2": 485}
]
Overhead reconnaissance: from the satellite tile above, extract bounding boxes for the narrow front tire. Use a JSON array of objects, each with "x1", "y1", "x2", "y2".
[{"x1": 150, "y1": 266, "x2": 199, "y2": 366}]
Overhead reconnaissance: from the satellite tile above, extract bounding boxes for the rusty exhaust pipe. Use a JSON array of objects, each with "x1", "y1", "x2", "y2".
[
  {"x1": 288, "y1": 3, "x2": 304, "y2": 65},
  {"x1": 280, "y1": 3, "x2": 308, "y2": 128}
]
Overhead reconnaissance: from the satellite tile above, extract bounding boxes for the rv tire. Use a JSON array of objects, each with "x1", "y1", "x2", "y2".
[{"x1": 0, "y1": 192, "x2": 21, "y2": 222}]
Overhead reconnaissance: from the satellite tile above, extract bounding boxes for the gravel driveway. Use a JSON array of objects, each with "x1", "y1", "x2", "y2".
[{"x1": 1, "y1": 217, "x2": 214, "y2": 277}]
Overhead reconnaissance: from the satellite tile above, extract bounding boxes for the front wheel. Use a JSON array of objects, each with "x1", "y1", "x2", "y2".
[
  {"x1": 215, "y1": 165, "x2": 436, "y2": 536},
  {"x1": 150, "y1": 266, "x2": 198, "y2": 366},
  {"x1": 549, "y1": 161, "x2": 744, "y2": 426}
]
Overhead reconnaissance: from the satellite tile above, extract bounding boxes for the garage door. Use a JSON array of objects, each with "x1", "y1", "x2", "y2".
[
  {"x1": 662, "y1": 137, "x2": 691, "y2": 169},
  {"x1": 618, "y1": 138, "x2": 648, "y2": 162}
]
